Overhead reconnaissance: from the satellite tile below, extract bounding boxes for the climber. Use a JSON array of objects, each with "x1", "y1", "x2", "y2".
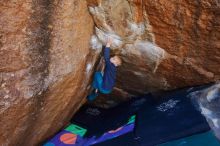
[{"x1": 87, "y1": 38, "x2": 122, "y2": 101}]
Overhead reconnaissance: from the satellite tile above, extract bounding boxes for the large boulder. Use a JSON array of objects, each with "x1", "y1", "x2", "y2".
[
  {"x1": 1, "y1": 0, "x2": 220, "y2": 145},
  {"x1": 87, "y1": 0, "x2": 220, "y2": 107},
  {"x1": 0, "y1": 0, "x2": 96, "y2": 145}
]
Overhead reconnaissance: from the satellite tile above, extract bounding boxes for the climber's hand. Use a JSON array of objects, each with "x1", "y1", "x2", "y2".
[{"x1": 106, "y1": 37, "x2": 112, "y2": 47}]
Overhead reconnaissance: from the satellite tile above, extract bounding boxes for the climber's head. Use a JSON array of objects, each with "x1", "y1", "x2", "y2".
[{"x1": 110, "y1": 55, "x2": 122, "y2": 66}]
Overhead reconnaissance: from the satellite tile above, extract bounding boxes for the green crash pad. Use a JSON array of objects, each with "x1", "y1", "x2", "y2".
[
  {"x1": 64, "y1": 124, "x2": 87, "y2": 137},
  {"x1": 127, "y1": 115, "x2": 136, "y2": 125},
  {"x1": 159, "y1": 131, "x2": 220, "y2": 146}
]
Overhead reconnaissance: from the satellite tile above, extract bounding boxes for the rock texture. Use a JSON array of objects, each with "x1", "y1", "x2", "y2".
[
  {"x1": 1, "y1": 0, "x2": 220, "y2": 145},
  {"x1": 0, "y1": 0, "x2": 97, "y2": 145},
  {"x1": 87, "y1": 0, "x2": 220, "y2": 107},
  {"x1": 190, "y1": 83, "x2": 220, "y2": 140}
]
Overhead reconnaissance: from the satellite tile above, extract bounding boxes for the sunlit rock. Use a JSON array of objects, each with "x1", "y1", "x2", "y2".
[
  {"x1": 1, "y1": 0, "x2": 220, "y2": 145},
  {"x1": 87, "y1": 0, "x2": 220, "y2": 107},
  {"x1": 0, "y1": 0, "x2": 95, "y2": 145}
]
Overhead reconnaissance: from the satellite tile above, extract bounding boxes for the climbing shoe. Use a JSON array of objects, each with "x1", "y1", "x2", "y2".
[{"x1": 87, "y1": 92, "x2": 99, "y2": 101}]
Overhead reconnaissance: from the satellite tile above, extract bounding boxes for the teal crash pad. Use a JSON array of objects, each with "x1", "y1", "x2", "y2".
[{"x1": 159, "y1": 131, "x2": 220, "y2": 146}]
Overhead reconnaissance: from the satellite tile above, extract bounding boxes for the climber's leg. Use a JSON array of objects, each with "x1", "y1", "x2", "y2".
[
  {"x1": 87, "y1": 72, "x2": 103, "y2": 101},
  {"x1": 87, "y1": 71, "x2": 111, "y2": 101},
  {"x1": 92, "y1": 71, "x2": 103, "y2": 90},
  {"x1": 99, "y1": 86, "x2": 111, "y2": 94},
  {"x1": 93, "y1": 71, "x2": 112, "y2": 94},
  {"x1": 87, "y1": 91, "x2": 99, "y2": 101}
]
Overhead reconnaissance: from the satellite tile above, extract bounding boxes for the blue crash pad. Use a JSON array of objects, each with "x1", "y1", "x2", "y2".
[
  {"x1": 135, "y1": 86, "x2": 211, "y2": 146},
  {"x1": 44, "y1": 84, "x2": 216, "y2": 146},
  {"x1": 71, "y1": 95, "x2": 150, "y2": 137}
]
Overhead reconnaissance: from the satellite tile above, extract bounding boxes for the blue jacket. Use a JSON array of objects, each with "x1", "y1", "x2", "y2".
[{"x1": 102, "y1": 47, "x2": 117, "y2": 91}]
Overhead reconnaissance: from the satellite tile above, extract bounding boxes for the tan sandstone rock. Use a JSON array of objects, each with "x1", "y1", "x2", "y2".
[
  {"x1": 87, "y1": 0, "x2": 220, "y2": 107},
  {"x1": 1, "y1": 0, "x2": 220, "y2": 145},
  {"x1": 0, "y1": 0, "x2": 96, "y2": 145}
]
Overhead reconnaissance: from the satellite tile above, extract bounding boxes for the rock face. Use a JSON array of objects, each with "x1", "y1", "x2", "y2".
[
  {"x1": 87, "y1": 0, "x2": 220, "y2": 107},
  {"x1": 1, "y1": 0, "x2": 220, "y2": 145},
  {"x1": 190, "y1": 83, "x2": 220, "y2": 140},
  {"x1": 0, "y1": 0, "x2": 97, "y2": 145}
]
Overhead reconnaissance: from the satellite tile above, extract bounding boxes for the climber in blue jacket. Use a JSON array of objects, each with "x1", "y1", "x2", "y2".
[{"x1": 87, "y1": 38, "x2": 122, "y2": 101}]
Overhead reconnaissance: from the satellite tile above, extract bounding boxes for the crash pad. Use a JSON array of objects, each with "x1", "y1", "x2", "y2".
[
  {"x1": 135, "y1": 86, "x2": 211, "y2": 146},
  {"x1": 159, "y1": 131, "x2": 220, "y2": 146},
  {"x1": 71, "y1": 95, "x2": 150, "y2": 137}
]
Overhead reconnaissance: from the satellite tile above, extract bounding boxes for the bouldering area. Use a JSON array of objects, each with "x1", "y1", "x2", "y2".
[
  {"x1": 0, "y1": 0, "x2": 220, "y2": 146},
  {"x1": 43, "y1": 84, "x2": 220, "y2": 146}
]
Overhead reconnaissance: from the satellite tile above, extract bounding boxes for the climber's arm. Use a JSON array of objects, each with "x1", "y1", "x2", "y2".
[
  {"x1": 104, "y1": 47, "x2": 111, "y2": 63},
  {"x1": 104, "y1": 38, "x2": 112, "y2": 65}
]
